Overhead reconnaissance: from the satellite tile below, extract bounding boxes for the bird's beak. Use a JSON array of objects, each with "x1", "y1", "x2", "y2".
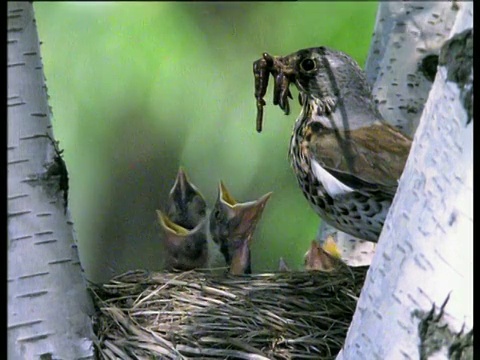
[
  {"x1": 157, "y1": 209, "x2": 206, "y2": 248},
  {"x1": 274, "y1": 55, "x2": 296, "y2": 76},
  {"x1": 172, "y1": 167, "x2": 188, "y2": 199},
  {"x1": 322, "y1": 235, "x2": 342, "y2": 259},
  {"x1": 230, "y1": 192, "x2": 272, "y2": 237},
  {"x1": 170, "y1": 167, "x2": 203, "y2": 204},
  {"x1": 156, "y1": 209, "x2": 189, "y2": 236},
  {"x1": 304, "y1": 240, "x2": 336, "y2": 272},
  {"x1": 219, "y1": 181, "x2": 237, "y2": 207},
  {"x1": 281, "y1": 67, "x2": 296, "y2": 77}
]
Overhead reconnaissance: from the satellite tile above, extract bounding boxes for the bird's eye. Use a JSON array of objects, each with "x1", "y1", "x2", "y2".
[
  {"x1": 310, "y1": 121, "x2": 324, "y2": 133},
  {"x1": 300, "y1": 58, "x2": 316, "y2": 72}
]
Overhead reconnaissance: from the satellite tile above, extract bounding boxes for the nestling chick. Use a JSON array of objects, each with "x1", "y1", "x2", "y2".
[
  {"x1": 157, "y1": 210, "x2": 208, "y2": 271},
  {"x1": 228, "y1": 237, "x2": 252, "y2": 275},
  {"x1": 166, "y1": 167, "x2": 207, "y2": 230},
  {"x1": 157, "y1": 168, "x2": 210, "y2": 271},
  {"x1": 304, "y1": 235, "x2": 343, "y2": 272},
  {"x1": 209, "y1": 181, "x2": 272, "y2": 275}
]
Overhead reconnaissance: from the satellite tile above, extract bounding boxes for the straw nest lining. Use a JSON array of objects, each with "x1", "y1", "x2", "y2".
[{"x1": 90, "y1": 266, "x2": 368, "y2": 359}]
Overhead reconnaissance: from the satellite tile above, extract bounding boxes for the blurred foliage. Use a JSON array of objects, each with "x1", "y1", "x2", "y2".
[{"x1": 34, "y1": 2, "x2": 378, "y2": 283}]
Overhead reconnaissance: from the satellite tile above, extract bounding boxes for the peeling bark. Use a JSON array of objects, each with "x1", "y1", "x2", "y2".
[
  {"x1": 337, "y1": 2, "x2": 473, "y2": 358},
  {"x1": 7, "y1": 2, "x2": 95, "y2": 359}
]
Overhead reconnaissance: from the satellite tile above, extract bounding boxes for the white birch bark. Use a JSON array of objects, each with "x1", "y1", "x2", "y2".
[
  {"x1": 322, "y1": 1, "x2": 459, "y2": 268},
  {"x1": 338, "y1": 2, "x2": 473, "y2": 358},
  {"x1": 7, "y1": 2, "x2": 95, "y2": 359}
]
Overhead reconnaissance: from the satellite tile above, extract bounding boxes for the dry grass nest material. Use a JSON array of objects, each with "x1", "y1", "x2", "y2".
[{"x1": 90, "y1": 265, "x2": 368, "y2": 359}]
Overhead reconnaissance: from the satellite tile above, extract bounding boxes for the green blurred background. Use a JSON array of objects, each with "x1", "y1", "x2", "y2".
[{"x1": 34, "y1": 2, "x2": 378, "y2": 283}]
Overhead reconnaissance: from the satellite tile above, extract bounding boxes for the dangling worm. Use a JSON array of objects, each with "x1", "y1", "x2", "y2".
[
  {"x1": 253, "y1": 53, "x2": 275, "y2": 132},
  {"x1": 273, "y1": 71, "x2": 293, "y2": 116}
]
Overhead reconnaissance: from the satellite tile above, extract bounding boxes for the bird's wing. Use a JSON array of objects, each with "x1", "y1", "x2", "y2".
[{"x1": 308, "y1": 122, "x2": 412, "y2": 196}]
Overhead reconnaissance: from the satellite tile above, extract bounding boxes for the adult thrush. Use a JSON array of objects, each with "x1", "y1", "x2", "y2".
[
  {"x1": 209, "y1": 181, "x2": 272, "y2": 275},
  {"x1": 253, "y1": 47, "x2": 412, "y2": 242}
]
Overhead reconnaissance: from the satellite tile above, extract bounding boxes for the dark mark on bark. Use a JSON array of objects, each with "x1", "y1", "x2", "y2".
[
  {"x1": 448, "y1": 211, "x2": 457, "y2": 226},
  {"x1": 43, "y1": 134, "x2": 69, "y2": 214},
  {"x1": 439, "y1": 29, "x2": 473, "y2": 125},
  {"x1": 25, "y1": 134, "x2": 70, "y2": 214},
  {"x1": 418, "y1": 54, "x2": 439, "y2": 82}
]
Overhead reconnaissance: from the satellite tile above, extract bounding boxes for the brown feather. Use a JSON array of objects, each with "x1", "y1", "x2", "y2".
[{"x1": 308, "y1": 122, "x2": 412, "y2": 195}]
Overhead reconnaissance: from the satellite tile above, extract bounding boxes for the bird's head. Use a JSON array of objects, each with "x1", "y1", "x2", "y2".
[
  {"x1": 304, "y1": 236, "x2": 342, "y2": 272},
  {"x1": 167, "y1": 167, "x2": 207, "y2": 230},
  {"x1": 254, "y1": 46, "x2": 382, "y2": 132},
  {"x1": 209, "y1": 181, "x2": 272, "y2": 266},
  {"x1": 156, "y1": 209, "x2": 208, "y2": 271}
]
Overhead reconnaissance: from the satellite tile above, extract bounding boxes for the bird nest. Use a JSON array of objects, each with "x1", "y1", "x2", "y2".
[{"x1": 90, "y1": 266, "x2": 368, "y2": 359}]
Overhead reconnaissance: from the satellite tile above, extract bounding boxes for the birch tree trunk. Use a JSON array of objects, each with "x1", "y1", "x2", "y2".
[
  {"x1": 7, "y1": 2, "x2": 95, "y2": 359},
  {"x1": 337, "y1": 2, "x2": 473, "y2": 358},
  {"x1": 320, "y1": 1, "x2": 460, "y2": 267}
]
